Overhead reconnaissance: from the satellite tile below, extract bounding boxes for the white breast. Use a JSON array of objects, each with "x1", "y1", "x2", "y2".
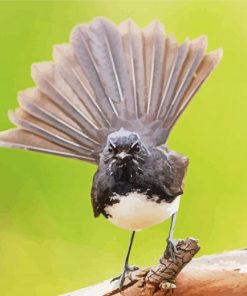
[{"x1": 105, "y1": 192, "x2": 180, "y2": 231}]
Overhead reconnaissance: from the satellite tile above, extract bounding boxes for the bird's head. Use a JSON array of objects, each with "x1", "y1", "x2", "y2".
[{"x1": 102, "y1": 128, "x2": 149, "y2": 178}]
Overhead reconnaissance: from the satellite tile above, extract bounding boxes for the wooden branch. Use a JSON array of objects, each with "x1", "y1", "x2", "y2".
[{"x1": 62, "y1": 238, "x2": 247, "y2": 296}]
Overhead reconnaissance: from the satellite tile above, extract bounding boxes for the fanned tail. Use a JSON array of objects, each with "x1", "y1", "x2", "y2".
[{"x1": 0, "y1": 17, "x2": 222, "y2": 162}]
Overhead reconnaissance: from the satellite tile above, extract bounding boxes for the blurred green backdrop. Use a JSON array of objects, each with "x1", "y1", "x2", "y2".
[{"x1": 0, "y1": 0, "x2": 246, "y2": 295}]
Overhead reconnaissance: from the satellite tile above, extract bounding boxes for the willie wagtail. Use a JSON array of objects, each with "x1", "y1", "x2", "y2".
[{"x1": 0, "y1": 17, "x2": 222, "y2": 289}]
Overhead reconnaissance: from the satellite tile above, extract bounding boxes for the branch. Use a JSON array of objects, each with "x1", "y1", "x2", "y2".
[{"x1": 62, "y1": 238, "x2": 247, "y2": 296}]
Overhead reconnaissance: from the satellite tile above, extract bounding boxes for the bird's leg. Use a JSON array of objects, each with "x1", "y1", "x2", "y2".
[
  {"x1": 165, "y1": 212, "x2": 178, "y2": 262},
  {"x1": 111, "y1": 231, "x2": 138, "y2": 290}
]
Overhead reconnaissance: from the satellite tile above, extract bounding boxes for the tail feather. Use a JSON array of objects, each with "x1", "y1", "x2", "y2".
[
  {"x1": 18, "y1": 88, "x2": 80, "y2": 130},
  {"x1": 53, "y1": 44, "x2": 111, "y2": 127},
  {"x1": 119, "y1": 19, "x2": 145, "y2": 118},
  {"x1": 143, "y1": 20, "x2": 165, "y2": 116},
  {"x1": 18, "y1": 90, "x2": 99, "y2": 148},
  {"x1": 0, "y1": 17, "x2": 223, "y2": 162},
  {"x1": 70, "y1": 24, "x2": 117, "y2": 118},
  {"x1": 156, "y1": 34, "x2": 179, "y2": 119},
  {"x1": 8, "y1": 109, "x2": 93, "y2": 155},
  {"x1": 163, "y1": 36, "x2": 207, "y2": 125},
  {"x1": 88, "y1": 18, "x2": 134, "y2": 117},
  {"x1": 31, "y1": 62, "x2": 99, "y2": 139},
  {"x1": 170, "y1": 36, "x2": 207, "y2": 114},
  {"x1": 167, "y1": 48, "x2": 223, "y2": 130},
  {"x1": 160, "y1": 38, "x2": 190, "y2": 122},
  {"x1": 0, "y1": 128, "x2": 95, "y2": 162}
]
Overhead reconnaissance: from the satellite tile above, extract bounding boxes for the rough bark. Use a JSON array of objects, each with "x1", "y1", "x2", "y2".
[{"x1": 62, "y1": 238, "x2": 247, "y2": 296}]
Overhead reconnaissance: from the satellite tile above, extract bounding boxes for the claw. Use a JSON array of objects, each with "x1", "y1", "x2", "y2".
[
  {"x1": 111, "y1": 265, "x2": 139, "y2": 290},
  {"x1": 119, "y1": 272, "x2": 126, "y2": 290}
]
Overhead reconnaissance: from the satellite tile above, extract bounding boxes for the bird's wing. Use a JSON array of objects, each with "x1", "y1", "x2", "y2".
[
  {"x1": 0, "y1": 18, "x2": 222, "y2": 162},
  {"x1": 157, "y1": 144, "x2": 189, "y2": 196}
]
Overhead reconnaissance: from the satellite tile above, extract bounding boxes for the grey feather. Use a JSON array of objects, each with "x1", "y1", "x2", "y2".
[
  {"x1": 119, "y1": 19, "x2": 145, "y2": 118},
  {"x1": 19, "y1": 94, "x2": 99, "y2": 148},
  {"x1": 8, "y1": 109, "x2": 94, "y2": 156},
  {"x1": 143, "y1": 20, "x2": 165, "y2": 117},
  {"x1": 88, "y1": 18, "x2": 133, "y2": 109},
  {"x1": 155, "y1": 34, "x2": 178, "y2": 120},
  {"x1": 157, "y1": 37, "x2": 189, "y2": 122},
  {"x1": 168, "y1": 48, "x2": 223, "y2": 130},
  {"x1": 70, "y1": 24, "x2": 117, "y2": 119},
  {"x1": 53, "y1": 44, "x2": 110, "y2": 127},
  {"x1": 164, "y1": 36, "x2": 207, "y2": 126},
  {"x1": 0, "y1": 129, "x2": 95, "y2": 162},
  {"x1": 31, "y1": 62, "x2": 99, "y2": 140}
]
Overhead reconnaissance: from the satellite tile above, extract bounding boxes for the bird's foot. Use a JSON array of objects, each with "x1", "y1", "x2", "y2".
[
  {"x1": 111, "y1": 265, "x2": 139, "y2": 291},
  {"x1": 165, "y1": 238, "x2": 178, "y2": 262}
]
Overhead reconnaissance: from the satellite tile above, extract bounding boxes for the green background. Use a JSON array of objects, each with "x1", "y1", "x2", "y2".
[{"x1": 0, "y1": 0, "x2": 246, "y2": 295}]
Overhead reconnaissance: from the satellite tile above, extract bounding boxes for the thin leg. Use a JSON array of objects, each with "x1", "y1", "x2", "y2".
[
  {"x1": 124, "y1": 231, "x2": 135, "y2": 267},
  {"x1": 111, "y1": 231, "x2": 138, "y2": 290},
  {"x1": 168, "y1": 212, "x2": 177, "y2": 241},
  {"x1": 166, "y1": 212, "x2": 178, "y2": 261}
]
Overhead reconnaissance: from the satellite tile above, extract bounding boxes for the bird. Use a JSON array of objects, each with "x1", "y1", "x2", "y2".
[{"x1": 0, "y1": 17, "x2": 222, "y2": 289}]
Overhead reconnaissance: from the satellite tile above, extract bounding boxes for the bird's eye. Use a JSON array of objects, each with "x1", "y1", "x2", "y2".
[
  {"x1": 108, "y1": 147, "x2": 113, "y2": 153},
  {"x1": 130, "y1": 143, "x2": 140, "y2": 153},
  {"x1": 135, "y1": 145, "x2": 140, "y2": 152}
]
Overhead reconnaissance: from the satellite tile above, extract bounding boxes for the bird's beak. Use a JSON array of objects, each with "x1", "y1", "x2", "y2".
[
  {"x1": 116, "y1": 152, "x2": 133, "y2": 165},
  {"x1": 117, "y1": 152, "x2": 128, "y2": 160}
]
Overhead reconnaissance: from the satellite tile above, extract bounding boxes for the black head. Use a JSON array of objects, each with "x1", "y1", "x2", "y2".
[{"x1": 102, "y1": 128, "x2": 149, "y2": 180}]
